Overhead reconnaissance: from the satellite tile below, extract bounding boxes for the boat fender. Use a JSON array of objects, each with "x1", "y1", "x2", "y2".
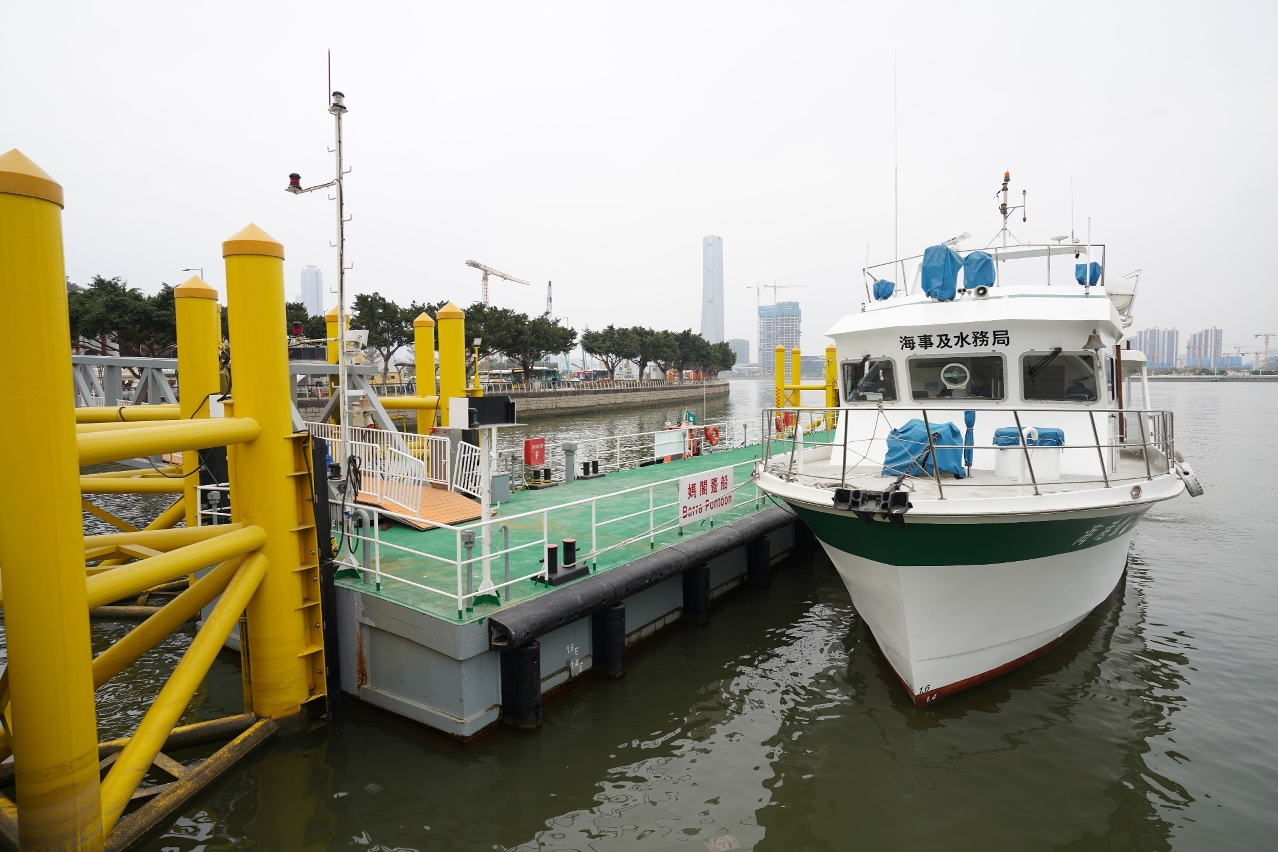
[{"x1": 1174, "y1": 460, "x2": 1204, "y2": 497}]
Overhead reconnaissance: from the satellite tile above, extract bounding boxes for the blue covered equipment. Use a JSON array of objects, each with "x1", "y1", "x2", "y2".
[
  {"x1": 993, "y1": 426, "x2": 1065, "y2": 447},
  {"x1": 882, "y1": 419, "x2": 967, "y2": 479},
  {"x1": 921, "y1": 245, "x2": 963, "y2": 301},
  {"x1": 962, "y1": 251, "x2": 996, "y2": 288},
  {"x1": 1075, "y1": 261, "x2": 1102, "y2": 285},
  {"x1": 873, "y1": 279, "x2": 895, "y2": 300}
]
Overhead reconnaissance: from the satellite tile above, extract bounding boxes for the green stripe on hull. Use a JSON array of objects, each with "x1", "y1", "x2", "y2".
[{"x1": 792, "y1": 504, "x2": 1147, "y2": 566}]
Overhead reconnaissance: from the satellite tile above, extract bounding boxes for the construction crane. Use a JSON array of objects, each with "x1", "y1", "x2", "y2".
[
  {"x1": 465, "y1": 260, "x2": 528, "y2": 306},
  {"x1": 1229, "y1": 345, "x2": 1251, "y2": 369},
  {"x1": 1256, "y1": 333, "x2": 1277, "y2": 371}
]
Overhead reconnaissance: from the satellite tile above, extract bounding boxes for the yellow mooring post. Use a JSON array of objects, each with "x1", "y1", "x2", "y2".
[
  {"x1": 413, "y1": 312, "x2": 436, "y2": 433},
  {"x1": 774, "y1": 345, "x2": 785, "y2": 408},
  {"x1": 436, "y1": 301, "x2": 465, "y2": 426},
  {"x1": 175, "y1": 276, "x2": 222, "y2": 528},
  {"x1": 790, "y1": 347, "x2": 803, "y2": 407},
  {"x1": 222, "y1": 224, "x2": 324, "y2": 722},
  {"x1": 0, "y1": 149, "x2": 104, "y2": 849},
  {"x1": 825, "y1": 344, "x2": 838, "y2": 408}
]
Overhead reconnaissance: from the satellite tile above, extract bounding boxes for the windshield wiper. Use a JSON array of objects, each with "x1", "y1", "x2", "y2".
[{"x1": 1027, "y1": 347, "x2": 1063, "y2": 384}]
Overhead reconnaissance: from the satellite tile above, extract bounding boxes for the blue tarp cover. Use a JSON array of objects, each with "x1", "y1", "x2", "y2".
[
  {"x1": 962, "y1": 251, "x2": 996, "y2": 288},
  {"x1": 1075, "y1": 261, "x2": 1102, "y2": 285},
  {"x1": 921, "y1": 245, "x2": 963, "y2": 301},
  {"x1": 882, "y1": 419, "x2": 967, "y2": 479},
  {"x1": 993, "y1": 426, "x2": 1066, "y2": 447},
  {"x1": 873, "y1": 279, "x2": 894, "y2": 300}
]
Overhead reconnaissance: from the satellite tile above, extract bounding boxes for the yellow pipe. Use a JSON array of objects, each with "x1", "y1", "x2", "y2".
[
  {"x1": 83, "y1": 524, "x2": 265, "y2": 610},
  {"x1": 378, "y1": 395, "x2": 440, "y2": 410},
  {"x1": 145, "y1": 496, "x2": 187, "y2": 532},
  {"x1": 84, "y1": 523, "x2": 243, "y2": 553},
  {"x1": 80, "y1": 499, "x2": 139, "y2": 533},
  {"x1": 413, "y1": 312, "x2": 436, "y2": 434},
  {"x1": 223, "y1": 224, "x2": 313, "y2": 720},
  {"x1": 782, "y1": 384, "x2": 827, "y2": 391},
  {"x1": 91, "y1": 557, "x2": 243, "y2": 688},
  {"x1": 175, "y1": 276, "x2": 222, "y2": 528},
  {"x1": 77, "y1": 416, "x2": 260, "y2": 467},
  {"x1": 774, "y1": 345, "x2": 785, "y2": 408},
  {"x1": 0, "y1": 148, "x2": 104, "y2": 849},
  {"x1": 80, "y1": 467, "x2": 181, "y2": 478},
  {"x1": 790, "y1": 347, "x2": 802, "y2": 407},
  {"x1": 75, "y1": 404, "x2": 179, "y2": 424},
  {"x1": 825, "y1": 344, "x2": 838, "y2": 408},
  {"x1": 98, "y1": 552, "x2": 266, "y2": 832},
  {"x1": 80, "y1": 477, "x2": 184, "y2": 494},
  {"x1": 76, "y1": 420, "x2": 180, "y2": 433},
  {"x1": 436, "y1": 302, "x2": 465, "y2": 426}
]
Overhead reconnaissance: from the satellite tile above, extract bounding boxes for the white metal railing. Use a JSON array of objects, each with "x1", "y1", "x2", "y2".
[
  {"x1": 306, "y1": 422, "x2": 451, "y2": 515},
  {"x1": 195, "y1": 484, "x2": 232, "y2": 526},
  {"x1": 453, "y1": 442, "x2": 482, "y2": 498},
  {"x1": 506, "y1": 419, "x2": 757, "y2": 483},
  {"x1": 761, "y1": 405, "x2": 1174, "y2": 497},
  {"x1": 327, "y1": 452, "x2": 766, "y2": 619}
]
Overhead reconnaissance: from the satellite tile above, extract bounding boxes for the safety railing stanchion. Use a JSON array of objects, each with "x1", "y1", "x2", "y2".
[
  {"x1": 840, "y1": 407, "x2": 849, "y2": 488},
  {"x1": 920, "y1": 408, "x2": 945, "y2": 499},
  {"x1": 1087, "y1": 410, "x2": 1110, "y2": 488},
  {"x1": 455, "y1": 528, "x2": 463, "y2": 619},
  {"x1": 542, "y1": 510, "x2": 549, "y2": 580},
  {"x1": 649, "y1": 485, "x2": 655, "y2": 549},
  {"x1": 501, "y1": 525, "x2": 510, "y2": 601},
  {"x1": 1010, "y1": 409, "x2": 1038, "y2": 496},
  {"x1": 373, "y1": 509, "x2": 382, "y2": 591},
  {"x1": 591, "y1": 498, "x2": 598, "y2": 570},
  {"x1": 1138, "y1": 411, "x2": 1153, "y2": 481}
]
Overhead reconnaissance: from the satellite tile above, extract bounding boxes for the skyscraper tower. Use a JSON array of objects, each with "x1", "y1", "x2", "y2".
[
  {"x1": 701, "y1": 236, "x2": 724, "y2": 343},
  {"x1": 300, "y1": 265, "x2": 324, "y2": 317}
]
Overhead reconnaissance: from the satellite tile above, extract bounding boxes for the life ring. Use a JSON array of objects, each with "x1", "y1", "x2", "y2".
[{"x1": 705, "y1": 425, "x2": 720, "y2": 446}]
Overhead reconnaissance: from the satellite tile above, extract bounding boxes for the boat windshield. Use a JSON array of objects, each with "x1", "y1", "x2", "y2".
[
  {"x1": 842, "y1": 358, "x2": 898, "y2": 402},
  {"x1": 1021, "y1": 351, "x2": 1098, "y2": 401},
  {"x1": 908, "y1": 355, "x2": 1004, "y2": 400}
]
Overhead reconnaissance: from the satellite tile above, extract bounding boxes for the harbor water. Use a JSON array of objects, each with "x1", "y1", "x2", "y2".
[{"x1": 9, "y1": 380, "x2": 1276, "y2": 850}]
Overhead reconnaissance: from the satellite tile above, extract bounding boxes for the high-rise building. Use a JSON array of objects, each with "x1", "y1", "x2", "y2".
[
  {"x1": 300, "y1": 265, "x2": 324, "y2": 317},
  {"x1": 726, "y1": 338, "x2": 750, "y2": 367},
  {"x1": 700, "y1": 236, "x2": 724, "y2": 344},
  {"x1": 1131, "y1": 327, "x2": 1179, "y2": 369},
  {"x1": 1185, "y1": 327, "x2": 1223, "y2": 370},
  {"x1": 758, "y1": 302, "x2": 801, "y2": 374}
]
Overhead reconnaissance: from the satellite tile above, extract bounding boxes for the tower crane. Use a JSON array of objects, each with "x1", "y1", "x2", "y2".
[
  {"x1": 1257, "y1": 333, "x2": 1277, "y2": 371},
  {"x1": 747, "y1": 282, "x2": 806, "y2": 370},
  {"x1": 465, "y1": 260, "x2": 528, "y2": 306}
]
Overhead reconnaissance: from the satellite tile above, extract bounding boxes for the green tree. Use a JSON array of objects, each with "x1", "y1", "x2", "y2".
[
  {"x1": 352, "y1": 292, "x2": 417, "y2": 388},
  {"x1": 68, "y1": 276, "x2": 176, "y2": 357},
  {"x1": 502, "y1": 314, "x2": 578, "y2": 388},
  {"x1": 581, "y1": 325, "x2": 639, "y2": 379},
  {"x1": 651, "y1": 330, "x2": 680, "y2": 377}
]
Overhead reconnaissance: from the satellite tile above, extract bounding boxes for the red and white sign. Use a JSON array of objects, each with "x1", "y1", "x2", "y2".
[
  {"x1": 523, "y1": 437, "x2": 546, "y2": 466},
  {"x1": 679, "y1": 466, "x2": 734, "y2": 522}
]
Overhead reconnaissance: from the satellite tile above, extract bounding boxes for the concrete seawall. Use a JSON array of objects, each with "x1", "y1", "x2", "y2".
[{"x1": 296, "y1": 380, "x2": 731, "y2": 425}]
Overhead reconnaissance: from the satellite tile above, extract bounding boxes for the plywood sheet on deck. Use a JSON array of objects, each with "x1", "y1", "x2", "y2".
[{"x1": 356, "y1": 480, "x2": 482, "y2": 529}]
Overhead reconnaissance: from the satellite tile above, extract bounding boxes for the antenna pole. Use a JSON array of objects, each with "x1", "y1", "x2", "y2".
[
  {"x1": 331, "y1": 89, "x2": 350, "y2": 464},
  {"x1": 894, "y1": 51, "x2": 900, "y2": 290}
]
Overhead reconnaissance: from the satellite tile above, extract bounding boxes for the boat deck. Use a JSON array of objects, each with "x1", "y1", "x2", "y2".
[{"x1": 334, "y1": 443, "x2": 770, "y2": 624}]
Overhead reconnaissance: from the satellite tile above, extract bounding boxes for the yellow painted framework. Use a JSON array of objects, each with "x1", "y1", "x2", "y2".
[
  {"x1": 773, "y1": 344, "x2": 840, "y2": 409},
  {"x1": 0, "y1": 149, "x2": 327, "y2": 850}
]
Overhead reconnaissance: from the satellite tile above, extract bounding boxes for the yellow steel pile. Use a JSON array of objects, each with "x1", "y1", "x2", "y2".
[{"x1": 0, "y1": 148, "x2": 329, "y2": 851}]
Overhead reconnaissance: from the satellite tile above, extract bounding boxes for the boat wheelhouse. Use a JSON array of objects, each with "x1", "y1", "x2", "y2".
[{"x1": 756, "y1": 185, "x2": 1201, "y2": 705}]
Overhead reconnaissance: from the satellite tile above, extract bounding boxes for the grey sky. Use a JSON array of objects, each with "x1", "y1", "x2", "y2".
[{"x1": 8, "y1": 1, "x2": 1275, "y2": 357}]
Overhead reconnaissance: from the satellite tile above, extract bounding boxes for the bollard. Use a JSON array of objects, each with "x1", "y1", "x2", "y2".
[
  {"x1": 175, "y1": 276, "x2": 222, "y2": 528},
  {"x1": 500, "y1": 641, "x2": 542, "y2": 729},
  {"x1": 746, "y1": 536, "x2": 771, "y2": 588},
  {"x1": 682, "y1": 564, "x2": 711, "y2": 625},
  {"x1": 545, "y1": 542, "x2": 559, "y2": 578},
  {"x1": 591, "y1": 602, "x2": 626, "y2": 677},
  {"x1": 0, "y1": 149, "x2": 104, "y2": 848},
  {"x1": 222, "y1": 223, "x2": 321, "y2": 721},
  {"x1": 563, "y1": 442, "x2": 577, "y2": 483},
  {"x1": 562, "y1": 538, "x2": 577, "y2": 567}
]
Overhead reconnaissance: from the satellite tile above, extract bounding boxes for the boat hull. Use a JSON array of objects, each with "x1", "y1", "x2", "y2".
[{"x1": 793, "y1": 503, "x2": 1147, "y2": 705}]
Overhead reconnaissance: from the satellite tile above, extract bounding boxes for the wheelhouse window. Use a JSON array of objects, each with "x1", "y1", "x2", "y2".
[
  {"x1": 908, "y1": 356, "x2": 1005, "y2": 400},
  {"x1": 1021, "y1": 350, "x2": 1099, "y2": 401},
  {"x1": 842, "y1": 358, "x2": 897, "y2": 402}
]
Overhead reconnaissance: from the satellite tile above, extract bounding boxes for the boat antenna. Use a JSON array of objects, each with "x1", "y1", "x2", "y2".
[
  {"x1": 893, "y1": 50, "x2": 899, "y2": 288},
  {"x1": 994, "y1": 170, "x2": 1027, "y2": 248}
]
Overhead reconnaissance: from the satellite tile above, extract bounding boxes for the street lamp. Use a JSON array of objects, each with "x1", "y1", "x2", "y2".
[
  {"x1": 181, "y1": 267, "x2": 204, "y2": 280},
  {"x1": 473, "y1": 338, "x2": 482, "y2": 391}
]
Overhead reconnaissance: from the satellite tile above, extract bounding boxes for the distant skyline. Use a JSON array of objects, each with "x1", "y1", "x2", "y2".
[{"x1": 7, "y1": 2, "x2": 1277, "y2": 352}]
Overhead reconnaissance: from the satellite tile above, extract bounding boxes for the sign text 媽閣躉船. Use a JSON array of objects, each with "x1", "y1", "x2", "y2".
[{"x1": 679, "y1": 466, "x2": 734, "y2": 523}]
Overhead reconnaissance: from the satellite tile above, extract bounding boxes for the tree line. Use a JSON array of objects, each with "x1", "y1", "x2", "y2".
[{"x1": 66, "y1": 278, "x2": 734, "y2": 385}]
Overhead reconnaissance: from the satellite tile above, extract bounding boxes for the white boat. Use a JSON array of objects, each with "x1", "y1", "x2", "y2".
[{"x1": 756, "y1": 174, "x2": 1203, "y2": 705}]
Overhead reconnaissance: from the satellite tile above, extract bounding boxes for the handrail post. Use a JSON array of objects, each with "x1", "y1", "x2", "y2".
[
  {"x1": 591, "y1": 498, "x2": 598, "y2": 570},
  {"x1": 455, "y1": 528, "x2": 463, "y2": 619},
  {"x1": 1088, "y1": 410, "x2": 1110, "y2": 488},
  {"x1": 1011, "y1": 409, "x2": 1039, "y2": 495},
  {"x1": 1137, "y1": 410, "x2": 1153, "y2": 481},
  {"x1": 649, "y1": 485, "x2": 655, "y2": 549},
  {"x1": 839, "y1": 407, "x2": 849, "y2": 488},
  {"x1": 501, "y1": 524, "x2": 510, "y2": 601},
  {"x1": 542, "y1": 510, "x2": 549, "y2": 580},
  {"x1": 920, "y1": 408, "x2": 945, "y2": 499}
]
